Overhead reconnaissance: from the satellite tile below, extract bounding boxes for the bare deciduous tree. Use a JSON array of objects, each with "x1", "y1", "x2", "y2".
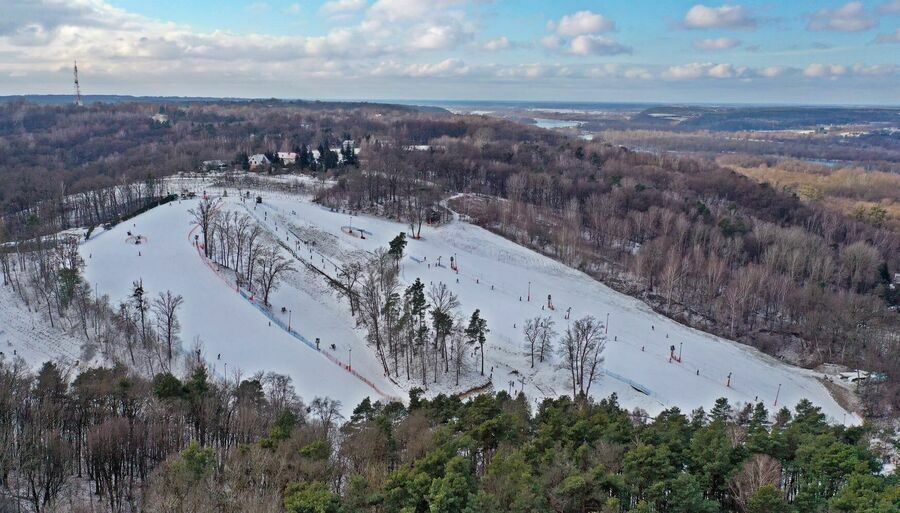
[
  {"x1": 153, "y1": 290, "x2": 184, "y2": 366},
  {"x1": 729, "y1": 454, "x2": 782, "y2": 512},
  {"x1": 253, "y1": 244, "x2": 295, "y2": 307},
  {"x1": 559, "y1": 316, "x2": 606, "y2": 399},
  {"x1": 189, "y1": 197, "x2": 221, "y2": 259},
  {"x1": 523, "y1": 315, "x2": 555, "y2": 368},
  {"x1": 357, "y1": 249, "x2": 398, "y2": 375},
  {"x1": 338, "y1": 260, "x2": 364, "y2": 316}
]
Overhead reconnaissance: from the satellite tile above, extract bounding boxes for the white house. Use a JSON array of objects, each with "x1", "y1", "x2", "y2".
[
  {"x1": 277, "y1": 152, "x2": 298, "y2": 165},
  {"x1": 150, "y1": 113, "x2": 169, "y2": 124},
  {"x1": 248, "y1": 154, "x2": 271, "y2": 169}
]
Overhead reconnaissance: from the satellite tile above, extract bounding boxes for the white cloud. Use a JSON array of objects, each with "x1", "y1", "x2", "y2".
[
  {"x1": 483, "y1": 36, "x2": 510, "y2": 51},
  {"x1": 495, "y1": 64, "x2": 552, "y2": 79},
  {"x1": 803, "y1": 63, "x2": 848, "y2": 77},
  {"x1": 321, "y1": 0, "x2": 367, "y2": 15},
  {"x1": 584, "y1": 64, "x2": 653, "y2": 80},
  {"x1": 850, "y1": 63, "x2": 898, "y2": 75},
  {"x1": 663, "y1": 62, "x2": 752, "y2": 80},
  {"x1": 0, "y1": 0, "x2": 398, "y2": 81},
  {"x1": 664, "y1": 62, "x2": 719, "y2": 79},
  {"x1": 693, "y1": 37, "x2": 741, "y2": 50},
  {"x1": 807, "y1": 2, "x2": 876, "y2": 32},
  {"x1": 548, "y1": 11, "x2": 615, "y2": 36},
  {"x1": 657, "y1": 62, "x2": 895, "y2": 81},
  {"x1": 0, "y1": 0, "x2": 130, "y2": 37},
  {"x1": 801, "y1": 63, "x2": 897, "y2": 78},
  {"x1": 683, "y1": 4, "x2": 756, "y2": 29},
  {"x1": 540, "y1": 35, "x2": 562, "y2": 50},
  {"x1": 709, "y1": 63, "x2": 739, "y2": 78},
  {"x1": 568, "y1": 34, "x2": 630, "y2": 56},
  {"x1": 542, "y1": 11, "x2": 628, "y2": 57},
  {"x1": 623, "y1": 67, "x2": 653, "y2": 80},
  {"x1": 756, "y1": 65, "x2": 790, "y2": 77},
  {"x1": 372, "y1": 58, "x2": 470, "y2": 77},
  {"x1": 875, "y1": 28, "x2": 900, "y2": 43},
  {"x1": 409, "y1": 20, "x2": 472, "y2": 50}
]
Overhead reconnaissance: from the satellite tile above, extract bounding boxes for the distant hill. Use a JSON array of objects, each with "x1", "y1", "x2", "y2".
[
  {"x1": 631, "y1": 105, "x2": 900, "y2": 131},
  {"x1": 0, "y1": 95, "x2": 450, "y2": 114}
]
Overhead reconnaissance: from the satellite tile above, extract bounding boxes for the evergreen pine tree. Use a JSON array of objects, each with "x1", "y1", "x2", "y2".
[
  {"x1": 465, "y1": 309, "x2": 489, "y2": 376},
  {"x1": 709, "y1": 397, "x2": 732, "y2": 423},
  {"x1": 388, "y1": 232, "x2": 407, "y2": 268}
]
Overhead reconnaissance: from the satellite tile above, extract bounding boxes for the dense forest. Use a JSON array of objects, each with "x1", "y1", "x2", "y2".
[
  {"x1": 716, "y1": 155, "x2": 900, "y2": 232},
  {"x1": 0, "y1": 360, "x2": 897, "y2": 513}
]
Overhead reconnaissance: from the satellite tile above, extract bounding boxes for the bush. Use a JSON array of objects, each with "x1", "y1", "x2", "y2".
[{"x1": 284, "y1": 481, "x2": 341, "y2": 513}]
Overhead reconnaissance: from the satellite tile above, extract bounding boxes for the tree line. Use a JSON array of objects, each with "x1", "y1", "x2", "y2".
[
  {"x1": 189, "y1": 197, "x2": 295, "y2": 307},
  {"x1": 1, "y1": 360, "x2": 895, "y2": 513},
  {"x1": 0, "y1": 100, "x2": 438, "y2": 240}
]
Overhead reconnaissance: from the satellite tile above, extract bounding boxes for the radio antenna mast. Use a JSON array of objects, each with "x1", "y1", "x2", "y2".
[{"x1": 73, "y1": 60, "x2": 83, "y2": 107}]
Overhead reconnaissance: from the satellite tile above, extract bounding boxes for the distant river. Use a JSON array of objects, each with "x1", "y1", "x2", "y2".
[{"x1": 533, "y1": 118, "x2": 583, "y2": 129}]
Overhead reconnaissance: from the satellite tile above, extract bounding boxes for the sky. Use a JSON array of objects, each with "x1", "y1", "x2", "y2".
[{"x1": 1, "y1": 0, "x2": 898, "y2": 104}]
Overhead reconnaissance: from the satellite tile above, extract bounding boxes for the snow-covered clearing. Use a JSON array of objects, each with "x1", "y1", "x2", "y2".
[
  {"x1": 0, "y1": 284, "x2": 84, "y2": 369},
  {"x1": 72, "y1": 178, "x2": 858, "y2": 423}
]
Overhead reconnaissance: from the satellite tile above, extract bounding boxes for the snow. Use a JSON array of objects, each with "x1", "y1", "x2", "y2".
[
  {"x1": 76, "y1": 180, "x2": 860, "y2": 424},
  {"x1": 79, "y1": 198, "x2": 398, "y2": 415},
  {"x1": 533, "y1": 118, "x2": 583, "y2": 129},
  {"x1": 0, "y1": 284, "x2": 84, "y2": 369}
]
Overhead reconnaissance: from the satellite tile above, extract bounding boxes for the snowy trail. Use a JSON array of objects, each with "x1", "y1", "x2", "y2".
[
  {"x1": 80, "y1": 198, "x2": 400, "y2": 415},
  {"x1": 78, "y1": 182, "x2": 859, "y2": 424},
  {"x1": 188, "y1": 214, "x2": 399, "y2": 402},
  {"x1": 235, "y1": 190, "x2": 858, "y2": 424}
]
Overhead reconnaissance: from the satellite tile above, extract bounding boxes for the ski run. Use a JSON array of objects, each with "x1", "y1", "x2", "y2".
[{"x1": 27, "y1": 174, "x2": 860, "y2": 423}]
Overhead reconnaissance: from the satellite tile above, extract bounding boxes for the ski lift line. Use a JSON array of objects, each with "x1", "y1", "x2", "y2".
[
  {"x1": 629, "y1": 333, "x2": 801, "y2": 403},
  {"x1": 242, "y1": 201, "x2": 355, "y2": 274},
  {"x1": 249, "y1": 196, "x2": 545, "y2": 306},
  {"x1": 241, "y1": 200, "x2": 375, "y2": 312},
  {"x1": 187, "y1": 213, "x2": 399, "y2": 402},
  {"x1": 194, "y1": 233, "x2": 397, "y2": 401},
  {"x1": 619, "y1": 335, "x2": 754, "y2": 394},
  {"x1": 239, "y1": 288, "x2": 400, "y2": 401}
]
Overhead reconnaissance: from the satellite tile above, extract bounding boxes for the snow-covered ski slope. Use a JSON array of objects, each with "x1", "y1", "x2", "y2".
[
  {"x1": 80, "y1": 196, "x2": 397, "y2": 413},
  {"x1": 80, "y1": 182, "x2": 859, "y2": 424}
]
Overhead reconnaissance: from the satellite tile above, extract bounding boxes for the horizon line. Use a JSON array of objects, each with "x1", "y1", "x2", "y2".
[{"x1": 1, "y1": 94, "x2": 898, "y2": 109}]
